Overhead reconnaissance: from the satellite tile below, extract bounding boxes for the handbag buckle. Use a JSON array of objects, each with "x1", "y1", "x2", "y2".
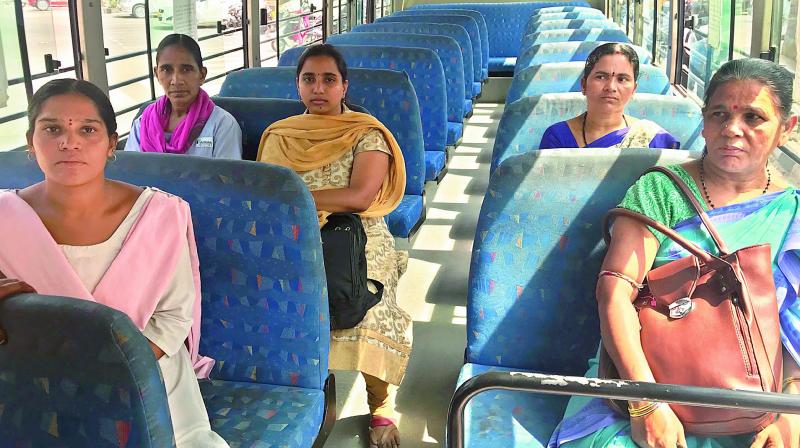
[{"x1": 668, "y1": 297, "x2": 693, "y2": 319}]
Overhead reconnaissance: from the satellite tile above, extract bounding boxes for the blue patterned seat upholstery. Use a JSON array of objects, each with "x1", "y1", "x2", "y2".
[
  {"x1": 515, "y1": 41, "x2": 652, "y2": 74},
  {"x1": 0, "y1": 294, "x2": 175, "y2": 447},
  {"x1": 352, "y1": 22, "x2": 474, "y2": 113},
  {"x1": 279, "y1": 45, "x2": 448, "y2": 184},
  {"x1": 0, "y1": 151, "x2": 333, "y2": 447},
  {"x1": 527, "y1": 18, "x2": 619, "y2": 34},
  {"x1": 390, "y1": 9, "x2": 489, "y2": 81},
  {"x1": 519, "y1": 27, "x2": 629, "y2": 50},
  {"x1": 534, "y1": 5, "x2": 597, "y2": 14},
  {"x1": 459, "y1": 149, "x2": 697, "y2": 447},
  {"x1": 326, "y1": 33, "x2": 466, "y2": 145},
  {"x1": 218, "y1": 67, "x2": 427, "y2": 238},
  {"x1": 375, "y1": 15, "x2": 483, "y2": 96},
  {"x1": 491, "y1": 93, "x2": 704, "y2": 172},
  {"x1": 410, "y1": 2, "x2": 591, "y2": 74},
  {"x1": 506, "y1": 62, "x2": 670, "y2": 105},
  {"x1": 527, "y1": 10, "x2": 607, "y2": 27}
]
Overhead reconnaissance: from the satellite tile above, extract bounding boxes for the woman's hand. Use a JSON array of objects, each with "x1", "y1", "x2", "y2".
[
  {"x1": 631, "y1": 404, "x2": 687, "y2": 448},
  {"x1": 751, "y1": 414, "x2": 800, "y2": 448},
  {"x1": 0, "y1": 278, "x2": 36, "y2": 301}
]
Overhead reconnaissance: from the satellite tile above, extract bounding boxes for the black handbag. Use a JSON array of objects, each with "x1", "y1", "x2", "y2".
[{"x1": 320, "y1": 213, "x2": 383, "y2": 330}]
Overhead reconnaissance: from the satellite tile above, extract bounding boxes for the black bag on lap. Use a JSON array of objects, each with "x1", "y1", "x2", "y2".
[{"x1": 321, "y1": 213, "x2": 383, "y2": 330}]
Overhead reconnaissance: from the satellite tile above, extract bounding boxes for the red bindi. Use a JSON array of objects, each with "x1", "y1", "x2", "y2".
[{"x1": 732, "y1": 105, "x2": 738, "y2": 110}]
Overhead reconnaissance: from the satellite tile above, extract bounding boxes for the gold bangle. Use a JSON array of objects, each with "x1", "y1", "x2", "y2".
[
  {"x1": 628, "y1": 401, "x2": 661, "y2": 418},
  {"x1": 783, "y1": 377, "x2": 800, "y2": 390}
]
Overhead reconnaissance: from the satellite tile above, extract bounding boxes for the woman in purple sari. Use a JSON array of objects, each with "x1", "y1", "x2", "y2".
[
  {"x1": 539, "y1": 43, "x2": 679, "y2": 150},
  {"x1": 549, "y1": 59, "x2": 800, "y2": 448}
]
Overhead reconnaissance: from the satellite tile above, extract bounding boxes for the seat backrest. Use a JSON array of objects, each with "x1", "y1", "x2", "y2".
[
  {"x1": 534, "y1": 5, "x2": 597, "y2": 14},
  {"x1": 279, "y1": 45, "x2": 448, "y2": 155},
  {"x1": 467, "y1": 149, "x2": 697, "y2": 371},
  {"x1": 375, "y1": 15, "x2": 482, "y2": 82},
  {"x1": 218, "y1": 67, "x2": 425, "y2": 196},
  {"x1": 390, "y1": 9, "x2": 488, "y2": 74},
  {"x1": 211, "y1": 97, "x2": 306, "y2": 161},
  {"x1": 527, "y1": 10, "x2": 607, "y2": 25},
  {"x1": 491, "y1": 93, "x2": 704, "y2": 171},
  {"x1": 506, "y1": 62, "x2": 671, "y2": 104},
  {"x1": 0, "y1": 293, "x2": 175, "y2": 447},
  {"x1": 0, "y1": 151, "x2": 330, "y2": 391},
  {"x1": 516, "y1": 41, "x2": 652, "y2": 74},
  {"x1": 327, "y1": 33, "x2": 466, "y2": 123},
  {"x1": 520, "y1": 27, "x2": 629, "y2": 50},
  {"x1": 410, "y1": 2, "x2": 591, "y2": 57},
  {"x1": 352, "y1": 22, "x2": 474, "y2": 95},
  {"x1": 529, "y1": 18, "x2": 619, "y2": 34}
]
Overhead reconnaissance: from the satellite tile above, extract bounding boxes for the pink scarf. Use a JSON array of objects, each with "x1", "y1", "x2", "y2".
[
  {"x1": 139, "y1": 89, "x2": 215, "y2": 154},
  {"x1": 0, "y1": 190, "x2": 214, "y2": 378}
]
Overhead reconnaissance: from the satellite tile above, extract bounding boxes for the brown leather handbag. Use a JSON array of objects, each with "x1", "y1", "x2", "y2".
[{"x1": 599, "y1": 166, "x2": 783, "y2": 435}]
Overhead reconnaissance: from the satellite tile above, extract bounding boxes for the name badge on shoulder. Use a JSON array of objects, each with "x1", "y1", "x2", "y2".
[{"x1": 196, "y1": 137, "x2": 213, "y2": 149}]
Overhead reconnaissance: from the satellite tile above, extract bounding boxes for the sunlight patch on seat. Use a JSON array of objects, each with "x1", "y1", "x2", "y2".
[{"x1": 397, "y1": 258, "x2": 441, "y2": 322}]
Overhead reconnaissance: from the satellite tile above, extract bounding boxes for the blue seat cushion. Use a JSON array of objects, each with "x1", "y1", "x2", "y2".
[
  {"x1": 386, "y1": 194, "x2": 424, "y2": 238},
  {"x1": 489, "y1": 57, "x2": 517, "y2": 74},
  {"x1": 201, "y1": 380, "x2": 324, "y2": 448},
  {"x1": 465, "y1": 99, "x2": 474, "y2": 116},
  {"x1": 448, "y1": 122, "x2": 464, "y2": 145},
  {"x1": 456, "y1": 363, "x2": 569, "y2": 448},
  {"x1": 425, "y1": 151, "x2": 447, "y2": 181},
  {"x1": 472, "y1": 82, "x2": 482, "y2": 98},
  {"x1": 481, "y1": 68, "x2": 489, "y2": 80}
]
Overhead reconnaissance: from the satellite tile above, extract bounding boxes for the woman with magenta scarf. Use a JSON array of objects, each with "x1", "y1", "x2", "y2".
[{"x1": 125, "y1": 34, "x2": 242, "y2": 159}]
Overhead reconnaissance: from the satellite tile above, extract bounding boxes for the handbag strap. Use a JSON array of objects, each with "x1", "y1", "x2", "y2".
[
  {"x1": 645, "y1": 166, "x2": 731, "y2": 255},
  {"x1": 603, "y1": 207, "x2": 716, "y2": 264}
]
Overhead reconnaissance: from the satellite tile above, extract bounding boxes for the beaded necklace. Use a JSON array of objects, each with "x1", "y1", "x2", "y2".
[
  {"x1": 699, "y1": 155, "x2": 770, "y2": 209},
  {"x1": 581, "y1": 111, "x2": 629, "y2": 147}
]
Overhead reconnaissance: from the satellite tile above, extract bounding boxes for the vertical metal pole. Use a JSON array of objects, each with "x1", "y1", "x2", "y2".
[
  {"x1": 246, "y1": 0, "x2": 261, "y2": 67},
  {"x1": 144, "y1": 0, "x2": 156, "y2": 100},
  {"x1": 674, "y1": 0, "x2": 686, "y2": 84},
  {"x1": 651, "y1": 0, "x2": 657, "y2": 62},
  {"x1": 76, "y1": 0, "x2": 109, "y2": 93},
  {"x1": 275, "y1": 0, "x2": 280, "y2": 58},
  {"x1": 68, "y1": 0, "x2": 83, "y2": 80},
  {"x1": 241, "y1": 0, "x2": 250, "y2": 67},
  {"x1": 13, "y1": 0, "x2": 33, "y2": 102},
  {"x1": 322, "y1": 0, "x2": 329, "y2": 41}
]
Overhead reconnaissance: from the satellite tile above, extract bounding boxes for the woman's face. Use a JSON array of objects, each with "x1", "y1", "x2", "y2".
[
  {"x1": 296, "y1": 55, "x2": 348, "y2": 116},
  {"x1": 702, "y1": 79, "x2": 797, "y2": 176},
  {"x1": 154, "y1": 45, "x2": 207, "y2": 111},
  {"x1": 27, "y1": 92, "x2": 117, "y2": 187},
  {"x1": 582, "y1": 53, "x2": 637, "y2": 116}
]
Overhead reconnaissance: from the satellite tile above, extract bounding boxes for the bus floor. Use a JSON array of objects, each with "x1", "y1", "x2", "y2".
[{"x1": 323, "y1": 103, "x2": 503, "y2": 447}]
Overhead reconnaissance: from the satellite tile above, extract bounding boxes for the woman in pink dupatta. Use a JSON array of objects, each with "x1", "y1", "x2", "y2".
[{"x1": 0, "y1": 79, "x2": 227, "y2": 448}]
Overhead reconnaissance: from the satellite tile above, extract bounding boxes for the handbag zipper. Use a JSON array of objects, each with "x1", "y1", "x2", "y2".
[{"x1": 729, "y1": 295, "x2": 754, "y2": 377}]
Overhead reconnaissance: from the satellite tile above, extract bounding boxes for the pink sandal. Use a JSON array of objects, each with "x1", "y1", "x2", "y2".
[{"x1": 369, "y1": 416, "x2": 400, "y2": 448}]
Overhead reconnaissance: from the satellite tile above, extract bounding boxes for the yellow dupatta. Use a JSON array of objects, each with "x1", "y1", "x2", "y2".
[{"x1": 256, "y1": 111, "x2": 406, "y2": 227}]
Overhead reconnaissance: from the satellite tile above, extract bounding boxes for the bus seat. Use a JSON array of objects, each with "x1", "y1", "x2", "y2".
[
  {"x1": 326, "y1": 32, "x2": 467, "y2": 145},
  {"x1": 527, "y1": 10, "x2": 608, "y2": 27},
  {"x1": 515, "y1": 41, "x2": 652, "y2": 75},
  {"x1": 519, "y1": 28, "x2": 629, "y2": 51},
  {"x1": 0, "y1": 294, "x2": 175, "y2": 447},
  {"x1": 0, "y1": 151, "x2": 334, "y2": 448},
  {"x1": 279, "y1": 45, "x2": 449, "y2": 183},
  {"x1": 506, "y1": 62, "x2": 671, "y2": 105},
  {"x1": 375, "y1": 14, "x2": 483, "y2": 95},
  {"x1": 459, "y1": 148, "x2": 697, "y2": 447},
  {"x1": 389, "y1": 9, "x2": 489, "y2": 81},
  {"x1": 534, "y1": 5, "x2": 598, "y2": 14},
  {"x1": 352, "y1": 22, "x2": 474, "y2": 108},
  {"x1": 219, "y1": 67, "x2": 426, "y2": 238},
  {"x1": 409, "y1": 2, "x2": 592, "y2": 75},
  {"x1": 491, "y1": 93, "x2": 704, "y2": 172},
  {"x1": 527, "y1": 18, "x2": 620, "y2": 35}
]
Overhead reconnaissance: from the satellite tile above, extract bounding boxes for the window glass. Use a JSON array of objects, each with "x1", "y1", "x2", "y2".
[
  {"x1": 259, "y1": 0, "x2": 278, "y2": 66},
  {"x1": 276, "y1": 0, "x2": 322, "y2": 55},
  {"x1": 641, "y1": 0, "x2": 655, "y2": 52},
  {"x1": 732, "y1": 0, "x2": 753, "y2": 59},
  {"x1": 655, "y1": 0, "x2": 672, "y2": 66},
  {"x1": 680, "y1": 0, "x2": 731, "y2": 102},
  {"x1": 777, "y1": 0, "x2": 799, "y2": 151}
]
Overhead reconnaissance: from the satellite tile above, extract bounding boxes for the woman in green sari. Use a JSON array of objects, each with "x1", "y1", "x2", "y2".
[{"x1": 549, "y1": 59, "x2": 800, "y2": 447}]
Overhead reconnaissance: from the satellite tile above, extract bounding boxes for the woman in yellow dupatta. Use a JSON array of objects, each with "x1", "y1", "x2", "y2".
[{"x1": 257, "y1": 44, "x2": 411, "y2": 448}]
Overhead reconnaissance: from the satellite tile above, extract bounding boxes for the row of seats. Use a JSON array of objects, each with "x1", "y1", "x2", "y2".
[
  {"x1": 0, "y1": 151, "x2": 334, "y2": 447},
  {"x1": 450, "y1": 6, "x2": 704, "y2": 447}
]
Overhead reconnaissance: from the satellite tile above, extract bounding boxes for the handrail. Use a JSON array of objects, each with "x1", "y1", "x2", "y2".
[{"x1": 446, "y1": 371, "x2": 800, "y2": 448}]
